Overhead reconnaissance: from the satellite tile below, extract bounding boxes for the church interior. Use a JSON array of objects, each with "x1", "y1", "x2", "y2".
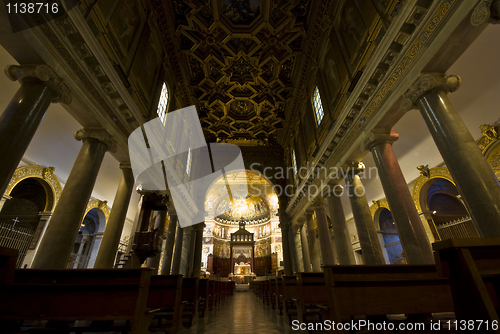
[{"x1": 1, "y1": 0, "x2": 500, "y2": 333}]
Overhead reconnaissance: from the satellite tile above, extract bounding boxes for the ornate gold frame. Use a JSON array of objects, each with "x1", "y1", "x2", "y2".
[
  {"x1": 4, "y1": 165, "x2": 62, "y2": 212},
  {"x1": 411, "y1": 167, "x2": 455, "y2": 213},
  {"x1": 83, "y1": 200, "x2": 110, "y2": 226}
]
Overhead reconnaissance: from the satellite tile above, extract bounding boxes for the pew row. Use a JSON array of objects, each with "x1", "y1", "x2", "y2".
[
  {"x1": 433, "y1": 237, "x2": 500, "y2": 323},
  {"x1": 321, "y1": 265, "x2": 454, "y2": 322},
  {"x1": 0, "y1": 268, "x2": 157, "y2": 333}
]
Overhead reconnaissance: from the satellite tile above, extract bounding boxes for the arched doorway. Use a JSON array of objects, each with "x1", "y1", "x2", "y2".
[
  {"x1": 68, "y1": 201, "x2": 108, "y2": 268},
  {"x1": 0, "y1": 178, "x2": 50, "y2": 267},
  {"x1": 425, "y1": 178, "x2": 478, "y2": 239},
  {"x1": 378, "y1": 208, "x2": 405, "y2": 264}
]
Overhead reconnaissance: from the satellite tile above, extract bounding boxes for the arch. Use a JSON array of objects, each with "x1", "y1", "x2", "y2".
[
  {"x1": 377, "y1": 208, "x2": 404, "y2": 264},
  {"x1": 411, "y1": 167, "x2": 455, "y2": 213},
  {"x1": 83, "y1": 200, "x2": 109, "y2": 233},
  {"x1": 4, "y1": 165, "x2": 62, "y2": 211},
  {"x1": 370, "y1": 199, "x2": 390, "y2": 229}
]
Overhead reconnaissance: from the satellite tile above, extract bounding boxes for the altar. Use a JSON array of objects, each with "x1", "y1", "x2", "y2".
[{"x1": 235, "y1": 262, "x2": 251, "y2": 275}]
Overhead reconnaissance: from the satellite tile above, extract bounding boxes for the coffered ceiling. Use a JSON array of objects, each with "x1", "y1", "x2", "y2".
[{"x1": 151, "y1": 0, "x2": 335, "y2": 145}]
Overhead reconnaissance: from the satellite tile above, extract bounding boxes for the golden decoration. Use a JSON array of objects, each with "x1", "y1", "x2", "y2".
[
  {"x1": 84, "y1": 199, "x2": 110, "y2": 225},
  {"x1": 411, "y1": 167, "x2": 455, "y2": 213},
  {"x1": 4, "y1": 165, "x2": 62, "y2": 211},
  {"x1": 369, "y1": 199, "x2": 390, "y2": 229}
]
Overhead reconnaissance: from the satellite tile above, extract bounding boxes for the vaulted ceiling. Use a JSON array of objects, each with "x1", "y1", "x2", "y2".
[{"x1": 150, "y1": 0, "x2": 335, "y2": 145}]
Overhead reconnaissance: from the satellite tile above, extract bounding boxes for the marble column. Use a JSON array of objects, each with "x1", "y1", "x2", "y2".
[
  {"x1": 181, "y1": 226, "x2": 195, "y2": 276},
  {"x1": 0, "y1": 65, "x2": 71, "y2": 196},
  {"x1": 344, "y1": 163, "x2": 385, "y2": 265},
  {"x1": 32, "y1": 128, "x2": 116, "y2": 269},
  {"x1": 94, "y1": 163, "x2": 135, "y2": 268},
  {"x1": 292, "y1": 223, "x2": 304, "y2": 272},
  {"x1": 161, "y1": 210, "x2": 178, "y2": 275},
  {"x1": 191, "y1": 223, "x2": 205, "y2": 278},
  {"x1": 146, "y1": 209, "x2": 168, "y2": 274},
  {"x1": 326, "y1": 187, "x2": 355, "y2": 265},
  {"x1": 402, "y1": 73, "x2": 500, "y2": 237},
  {"x1": 288, "y1": 226, "x2": 298, "y2": 273},
  {"x1": 313, "y1": 197, "x2": 336, "y2": 266},
  {"x1": 279, "y1": 209, "x2": 293, "y2": 276},
  {"x1": 364, "y1": 129, "x2": 434, "y2": 264},
  {"x1": 305, "y1": 212, "x2": 321, "y2": 271},
  {"x1": 171, "y1": 223, "x2": 184, "y2": 275},
  {"x1": 298, "y1": 218, "x2": 312, "y2": 272}
]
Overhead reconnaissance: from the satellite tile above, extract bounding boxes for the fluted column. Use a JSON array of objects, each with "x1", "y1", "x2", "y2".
[
  {"x1": 146, "y1": 209, "x2": 168, "y2": 274},
  {"x1": 344, "y1": 163, "x2": 385, "y2": 265},
  {"x1": 402, "y1": 73, "x2": 500, "y2": 237},
  {"x1": 298, "y1": 217, "x2": 312, "y2": 272},
  {"x1": 305, "y1": 212, "x2": 321, "y2": 271},
  {"x1": 326, "y1": 186, "x2": 355, "y2": 265},
  {"x1": 94, "y1": 163, "x2": 135, "y2": 268},
  {"x1": 191, "y1": 222, "x2": 205, "y2": 278},
  {"x1": 0, "y1": 65, "x2": 71, "y2": 196},
  {"x1": 32, "y1": 128, "x2": 116, "y2": 269},
  {"x1": 161, "y1": 209, "x2": 178, "y2": 275},
  {"x1": 171, "y1": 223, "x2": 184, "y2": 275},
  {"x1": 364, "y1": 129, "x2": 434, "y2": 264},
  {"x1": 313, "y1": 197, "x2": 336, "y2": 266}
]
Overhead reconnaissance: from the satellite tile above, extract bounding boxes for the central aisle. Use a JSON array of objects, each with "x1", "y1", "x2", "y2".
[{"x1": 181, "y1": 284, "x2": 295, "y2": 334}]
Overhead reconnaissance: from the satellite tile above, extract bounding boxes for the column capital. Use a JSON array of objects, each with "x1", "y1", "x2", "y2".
[
  {"x1": 362, "y1": 129, "x2": 399, "y2": 152},
  {"x1": 312, "y1": 197, "x2": 326, "y2": 210},
  {"x1": 119, "y1": 162, "x2": 132, "y2": 170},
  {"x1": 4, "y1": 64, "x2": 72, "y2": 104},
  {"x1": 341, "y1": 161, "x2": 365, "y2": 182},
  {"x1": 74, "y1": 128, "x2": 117, "y2": 153},
  {"x1": 470, "y1": 0, "x2": 500, "y2": 26},
  {"x1": 401, "y1": 73, "x2": 461, "y2": 111}
]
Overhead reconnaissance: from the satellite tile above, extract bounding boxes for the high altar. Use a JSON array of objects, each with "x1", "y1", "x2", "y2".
[{"x1": 229, "y1": 221, "x2": 256, "y2": 283}]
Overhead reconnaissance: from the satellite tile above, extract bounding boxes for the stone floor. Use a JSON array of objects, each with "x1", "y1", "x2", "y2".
[{"x1": 179, "y1": 284, "x2": 296, "y2": 334}]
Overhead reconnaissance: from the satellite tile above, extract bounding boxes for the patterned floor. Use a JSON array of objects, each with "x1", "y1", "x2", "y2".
[{"x1": 180, "y1": 286, "x2": 296, "y2": 334}]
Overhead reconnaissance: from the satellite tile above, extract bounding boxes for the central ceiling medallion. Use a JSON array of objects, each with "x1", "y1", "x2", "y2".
[{"x1": 223, "y1": 0, "x2": 261, "y2": 25}]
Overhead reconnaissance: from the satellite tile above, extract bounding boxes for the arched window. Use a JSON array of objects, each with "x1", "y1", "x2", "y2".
[
  {"x1": 292, "y1": 149, "x2": 298, "y2": 178},
  {"x1": 312, "y1": 86, "x2": 324, "y2": 125},
  {"x1": 186, "y1": 147, "x2": 192, "y2": 176},
  {"x1": 157, "y1": 82, "x2": 169, "y2": 123}
]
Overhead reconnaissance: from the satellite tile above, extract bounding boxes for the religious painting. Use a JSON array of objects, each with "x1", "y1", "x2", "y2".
[
  {"x1": 322, "y1": 47, "x2": 341, "y2": 103},
  {"x1": 223, "y1": 0, "x2": 261, "y2": 25},
  {"x1": 339, "y1": 0, "x2": 367, "y2": 61},
  {"x1": 109, "y1": 0, "x2": 141, "y2": 53},
  {"x1": 132, "y1": 27, "x2": 160, "y2": 99}
]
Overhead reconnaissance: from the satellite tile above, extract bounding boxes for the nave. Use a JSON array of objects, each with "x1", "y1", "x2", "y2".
[{"x1": 179, "y1": 285, "x2": 294, "y2": 334}]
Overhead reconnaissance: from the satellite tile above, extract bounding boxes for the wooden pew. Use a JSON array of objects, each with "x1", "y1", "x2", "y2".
[
  {"x1": 281, "y1": 275, "x2": 299, "y2": 324},
  {"x1": 295, "y1": 272, "x2": 329, "y2": 324},
  {"x1": 0, "y1": 246, "x2": 18, "y2": 285},
  {"x1": 147, "y1": 274, "x2": 184, "y2": 333},
  {"x1": 208, "y1": 279, "x2": 216, "y2": 311},
  {"x1": 322, "y1": 265, "x2": 454, "y2": 322},
  {"x1": 433, "y1": 237, "x2": 500, "y2": 323},
  {"x1": 181, "y1": 277, "x2": 199, "y2": 327},
  {"x1": 0, "y1": 268, "x2": 156, "y2": 333},
  {"x1": 268, "y1": 278, "x2": 276, "y2": 308},
  {"x1": 275, "y1": 278, "x2": 284, "y2": 315},
  {"x1": 198, "y1": 279, "x2": 210, "y2": 317}
]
